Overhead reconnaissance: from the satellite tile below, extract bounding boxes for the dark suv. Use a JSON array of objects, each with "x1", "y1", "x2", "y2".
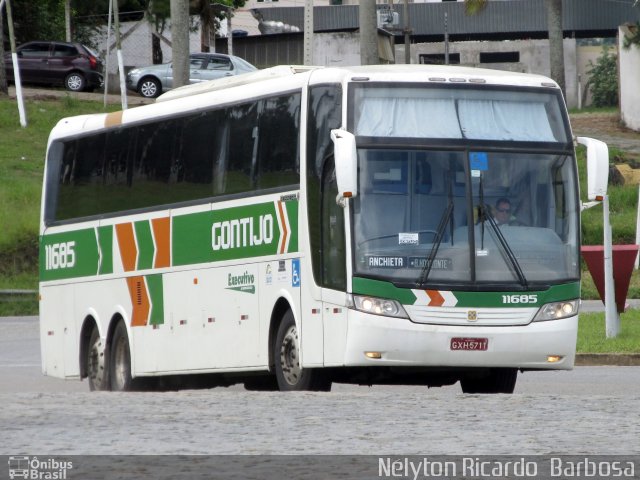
[{"x1": 3, "y1": 41, "x2": 104, "y2": 92}]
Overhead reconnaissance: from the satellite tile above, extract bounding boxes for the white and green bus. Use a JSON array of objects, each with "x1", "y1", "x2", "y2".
[{"x1": 39, "y1": 65, "x2": 608, "y2": 393}]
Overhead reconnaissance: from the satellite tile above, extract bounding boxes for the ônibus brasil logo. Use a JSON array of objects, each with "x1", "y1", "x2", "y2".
[{"x1": 8, "y1": 456, "x2": 73, "y2": 480}]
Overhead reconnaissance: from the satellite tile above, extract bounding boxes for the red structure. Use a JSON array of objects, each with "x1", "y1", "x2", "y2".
[{"x1": 581, "y1": 245, "x2": 639, "y2": 313}]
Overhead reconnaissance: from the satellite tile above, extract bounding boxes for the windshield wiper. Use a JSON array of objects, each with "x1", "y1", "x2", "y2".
[
  {"x1": 417, "y1": 201, "x2": 453, "y2": 287},
  {"x1": 479, "y1": 204, "x2": 528, "y2": 288}
]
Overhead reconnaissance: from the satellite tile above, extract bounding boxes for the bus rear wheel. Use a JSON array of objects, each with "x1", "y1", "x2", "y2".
[
  {"x1": 460, "y1": 368, "x2": 517, "y2": 394},
  {"x1": 87, "y1": 326, "x2": 108, "y2": 391},
  {"x1": 109, "y1": 321, "x2": 136, "y2": 391},
  {"x1": 274, "y1": 310, "x2": 331, "y2": 391}
]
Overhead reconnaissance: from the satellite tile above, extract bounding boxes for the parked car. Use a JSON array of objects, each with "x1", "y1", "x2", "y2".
[
  {"x1": 126, "y1": 53, "x2": 257, "y2": 98},
  {"x1": 3, "y1": 41, "x2": 104, "y2": 92}
]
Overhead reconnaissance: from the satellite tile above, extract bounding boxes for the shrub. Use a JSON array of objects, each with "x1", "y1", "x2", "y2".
[{"x1": 587, "y1": 47, "x2": 619, "y2": 107}]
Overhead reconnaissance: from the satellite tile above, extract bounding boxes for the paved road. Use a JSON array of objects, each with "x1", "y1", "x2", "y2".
[{"x1": 1, "y1": 316, "x2": 639, "y2": 457}]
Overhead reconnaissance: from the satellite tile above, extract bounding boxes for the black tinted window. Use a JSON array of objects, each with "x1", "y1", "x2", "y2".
[
  {"x1": 53, "y1": 45, "x2": 78, "y2": 57},
  {"x1": 306, "y1": 84, "x2": 343, "y2": 285},
  {"x1": 49, "y1": 92, "x2": 302, "y2": 223},
  {"x1": 20, "y1": 43, "x2": 50, "y2": 57}
]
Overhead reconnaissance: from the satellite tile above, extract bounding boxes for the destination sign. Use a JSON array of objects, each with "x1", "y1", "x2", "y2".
[
  {"x1": 364, "y1": 256, "x2": 452, "y2": 270},
  {"x1": 366, "y1": 256, "x2": 406, "y2": 268},
  {"x1": 408, "y1": 257, "x2": 452, "y2": 270}
]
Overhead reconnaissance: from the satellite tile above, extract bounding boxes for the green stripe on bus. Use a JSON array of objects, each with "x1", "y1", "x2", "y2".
[
  {"x1": 146, "y1": 274, "x2": 164, "y2": 325},
  {"x1": 352, "y1": 277, "x2": 580, "y2": 308},
  {"x1": 172, "y1": 203, "x2": 287, "y2": 266},
  {"x1": 451, "y1": 282, "x2": 580, "y2": 308},
  {"x1": 285, "y1": 200, "x2": 298, "y2": 253},
  {"x1": 135, "y1": 221, "x2": 155, "y2": 271},
  {"x1": 97, "y1": 226, "x2": 113, "y2": 275},
  {"x1": 40, "y1": 229, "x2": 100, "y2": 281},
  {"x1": 40, "y1": 200, "x2": 301, "y2": 280},
  {"x1": 352, "y1": 277, "x2": 417, "y2": 305}
]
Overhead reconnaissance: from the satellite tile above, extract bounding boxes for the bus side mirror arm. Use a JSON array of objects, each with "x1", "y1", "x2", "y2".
[
  {"x1": 331, "y1": 129, "x2": 358, "y2": 205},
  {"x1": 576, "y1": 136, "x2": 609, "y2": 207}
]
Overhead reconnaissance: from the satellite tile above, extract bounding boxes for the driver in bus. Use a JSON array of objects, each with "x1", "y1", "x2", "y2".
[{"x1": 493, "y1": 198, "x2": 523, "y2": 226}]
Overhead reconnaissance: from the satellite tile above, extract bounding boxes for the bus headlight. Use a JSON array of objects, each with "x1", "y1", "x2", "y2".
[
  {"x1": 533, "y1": 300, "x2": 579, "y2": 322},
  {"x1": 348, "y1": 294, "x2": 408, "y2": 319}
]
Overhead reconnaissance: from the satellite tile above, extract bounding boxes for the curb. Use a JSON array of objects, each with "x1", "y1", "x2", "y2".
[{"x1": 575, "y1": 353, "x2": 640, "y2": 366}]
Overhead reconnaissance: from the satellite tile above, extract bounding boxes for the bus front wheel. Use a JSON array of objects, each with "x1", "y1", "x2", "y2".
[
  {"x1": 274, "y1": 310, "x2": 331, "y2": 392},
  {"x1": 460, "y1": 368, "x2": 517, "y2": 394}
]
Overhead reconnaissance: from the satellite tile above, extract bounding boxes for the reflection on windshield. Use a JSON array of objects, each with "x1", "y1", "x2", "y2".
[{"x1": 353, "y1": 149, "x2": 579, "y2": 287}]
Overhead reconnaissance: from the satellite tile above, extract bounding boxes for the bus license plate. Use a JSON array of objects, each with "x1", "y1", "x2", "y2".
[{"x1": 450, "y1": 337, "x2": 488, "y2": 351}]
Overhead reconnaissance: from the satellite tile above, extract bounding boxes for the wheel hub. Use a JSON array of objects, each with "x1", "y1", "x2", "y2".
[{"x1": 279, "y1": 325, "x2": 301, "y2": 386}]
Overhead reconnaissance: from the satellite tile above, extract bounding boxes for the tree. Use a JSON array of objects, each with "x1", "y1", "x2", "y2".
[
  {"x1": 544, "y1": 0, "x2": 565, "y2": 96},
  {"x1": 360, "y1": 0, "x2": 377, "y2": 65},
  {"x1": 170, "y1": 0, "x2": 189, "y2": 87}
]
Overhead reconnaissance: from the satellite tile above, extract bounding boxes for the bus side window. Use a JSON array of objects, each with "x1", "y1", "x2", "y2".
[
  {"x1": 256, "y1": 94, "x2": 301, "y2": 190},
  {"x1": 321, "y1": 158, "x2": 346, "y2": 290},
  {"x1": 224, "y1": 103, "x2": 258, "y2": 195}
]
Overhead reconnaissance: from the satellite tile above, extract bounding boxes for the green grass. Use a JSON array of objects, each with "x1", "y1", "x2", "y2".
[
  {"x1": 0, "y1": 95, "x2": 119, "y2": 297},
  {"x1": 568, "y1": 106, "x2": 618, "y2": 115},
  {"x1": 577, "y1": 310, "x2": 640, "y2": 353}
]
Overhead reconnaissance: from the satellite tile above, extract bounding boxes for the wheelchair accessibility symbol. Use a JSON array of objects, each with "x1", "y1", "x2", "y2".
[{"x1": 292, "y1": 259, "x2": 300, "y2": 288}]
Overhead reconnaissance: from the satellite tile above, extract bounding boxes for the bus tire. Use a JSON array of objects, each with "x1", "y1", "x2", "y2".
[
  {"x1": 109, "y1": 321, "x2": 135, "y2": 392},
  {"x1": 87, "y1": 325, "x2": 108, "y2": 391},
  {"x1": 274, "y1": 310, "x2": 331, "y2": 392},
  {"x1": 460, "y1": 368, "x2": 517, "y2": 394}
]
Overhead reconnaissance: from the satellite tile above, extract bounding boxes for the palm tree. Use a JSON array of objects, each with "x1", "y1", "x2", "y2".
[{"x1": 464, "y1": 0, "x2": 566, "y2": 96}]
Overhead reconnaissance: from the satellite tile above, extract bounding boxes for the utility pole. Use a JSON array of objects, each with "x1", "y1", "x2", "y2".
[
  {"x1": 444, "y1": 12, "x2": 449, "y2": 65},
  {"x1": 104, "y1": 0, "x2": 113, "y2": 107},
  {"x1": 359, "y1": 0, "x2": 378, "y2": 65},
  {"x1": 303, "y1": 0, "x2": 313, "y2": 65},
  {"x1": 65, "y1": 0, "x2": 72, "y2": 42},
  {"x1": 113, "y1": 0, "x2": 128, "y2": 110},
  {"x1": 171, "y1": 0, "x2": 190, "y2": 88},
  {"x1": 403, "y1": 0, "x2": 411, "y2": 64},
  {"x1": 5, "y1": 0, "x2": 27, "y2": 126},
  {"x1": 227, "y1": 8, "x2": 233, "y2": 56}
]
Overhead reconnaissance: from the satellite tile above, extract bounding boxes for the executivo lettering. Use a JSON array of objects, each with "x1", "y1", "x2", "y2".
[
  {"x1": 212, "y1": 214, "x2": 274, "y2": 251},
  {"x1": 227, "y1": 271, "x2": 256, "y2": 294}
]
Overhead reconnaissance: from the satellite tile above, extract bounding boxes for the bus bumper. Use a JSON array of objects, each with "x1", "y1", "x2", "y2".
[{"x1": 342, "y1": 312, "x2": 578, "y2": 370}]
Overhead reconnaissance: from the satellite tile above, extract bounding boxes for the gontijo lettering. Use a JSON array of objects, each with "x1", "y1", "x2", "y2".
[{"x1": 212, "y1": 214, "x2": 274, "y2": 251}]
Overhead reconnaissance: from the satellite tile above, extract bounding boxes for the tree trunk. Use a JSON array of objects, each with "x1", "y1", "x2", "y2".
[
  {"x1": 359, "y1": 0, "x2": 378, "y2": 65},
  {"x1": 171, "y1": 0, "x2": 190, "y2": 88},
  {"x1": 545, "y1": 0, "x2": 566, "y2": 97},
  {"x1": 152, "y1": 32, "x2": 163, "y2": 64}
]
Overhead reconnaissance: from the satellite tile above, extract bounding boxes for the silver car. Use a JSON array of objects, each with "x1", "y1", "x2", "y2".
[{"x1": 126, "y1": 53, "x2": 257, "y2": 98}]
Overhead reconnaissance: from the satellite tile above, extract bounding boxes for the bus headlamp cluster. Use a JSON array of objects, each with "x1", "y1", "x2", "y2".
[
  {"x1": 348, "y1": 294, "x2": 408, "y2": 319},
  {"x1": 533, "y1": 300, "x2": 579, "y2": 322}
]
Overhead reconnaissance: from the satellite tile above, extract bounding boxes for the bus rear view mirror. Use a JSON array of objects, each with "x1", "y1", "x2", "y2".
[
  {"x1": 331, "y1": 129, "x2": 358, "y2": 200},
  {"x1": 577, "y1": 137, "x2": 608, "y2": 201}
]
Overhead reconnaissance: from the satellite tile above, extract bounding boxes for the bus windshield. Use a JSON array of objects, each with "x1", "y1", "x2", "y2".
[
  {"x1": 353, "y1": 148, "x2": 579, "y2": 288},
  {"x1": 350, "y1": 83, "x2": 578, "y2": 289}
]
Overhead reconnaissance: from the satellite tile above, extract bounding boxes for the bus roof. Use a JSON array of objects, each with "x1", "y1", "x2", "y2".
[
  {"x1": 157, "y1": 64, "x2": 560, "y2": 103},
  {"x1": 47, "y1": 64, "x2": 560, "y2": 142}
]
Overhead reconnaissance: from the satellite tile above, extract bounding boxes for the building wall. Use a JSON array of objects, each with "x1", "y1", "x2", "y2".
[
  {"x1": 396, "y1": 38, "x2": 582, "y2": 108},
  {"x1": 619, "y1": 25, "x2": 640, "y2": 131}
]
